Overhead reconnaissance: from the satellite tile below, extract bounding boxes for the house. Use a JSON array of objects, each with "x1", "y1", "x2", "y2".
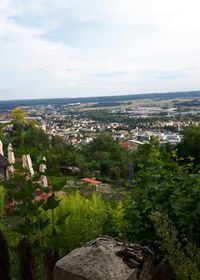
[{"x1": 112, "y1": 133, "x2": 125, "y2": 139}]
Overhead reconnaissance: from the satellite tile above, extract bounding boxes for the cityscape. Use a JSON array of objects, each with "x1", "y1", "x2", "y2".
[{"x1": 1, "y1": 94, "x2": 200, "y2": 148}]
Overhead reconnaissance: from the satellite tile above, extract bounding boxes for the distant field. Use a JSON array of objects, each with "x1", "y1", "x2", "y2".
[
  {"x1": 78, "y1": 97, "x2": 200, "y2": 111},
  {"x1": 1, "y1": 90, "x2": 200, "y2": 110}
]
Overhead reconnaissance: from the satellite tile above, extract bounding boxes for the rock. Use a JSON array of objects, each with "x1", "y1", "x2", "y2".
[{"x1": 53, "y1": 236, "x2": 153, "y2": 280}]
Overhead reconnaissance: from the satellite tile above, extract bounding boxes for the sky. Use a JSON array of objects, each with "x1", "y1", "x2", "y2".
[{"x1": 0, "y1": 0, "x2": 200, "y2": 100}]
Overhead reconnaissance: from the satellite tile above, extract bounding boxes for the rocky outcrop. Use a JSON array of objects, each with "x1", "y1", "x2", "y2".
[{"x1": 53, "y1": 236, "x2": 153, "y2": 280}]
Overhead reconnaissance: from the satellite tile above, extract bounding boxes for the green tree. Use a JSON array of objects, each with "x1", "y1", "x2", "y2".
[
  {"x1": 0, "y1": 186, "x2": 6, "y2": 229},
  {"x1": 177, "y1": 125, "x2": 200, "y2": 165},
  {"x1": 151, "y1": 212, "x2": 200, "y2": 280},
  {"x1": 11, "y1": 107, "x2": 27, "y2": 124},
  {"x1": 83, "y1": 133, "x2": 132, "y2": 181},
  {"x1": 123, "y1": 145, "x2": 200, "y2": 252}
]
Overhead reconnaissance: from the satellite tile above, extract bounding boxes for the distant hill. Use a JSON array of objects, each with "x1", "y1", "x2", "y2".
[{"x1": 1, "y1": 90, "x2": 200, "y2": 110}]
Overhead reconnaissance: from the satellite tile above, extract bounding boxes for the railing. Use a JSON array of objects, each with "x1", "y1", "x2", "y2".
[{"x1": 0, "y1": 230, "x2": 59, "y2": 280}]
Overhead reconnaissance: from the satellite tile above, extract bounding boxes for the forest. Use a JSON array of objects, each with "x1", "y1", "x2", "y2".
[{"x1": 0, "y1": 108, "x2": 200, "y2": 279}]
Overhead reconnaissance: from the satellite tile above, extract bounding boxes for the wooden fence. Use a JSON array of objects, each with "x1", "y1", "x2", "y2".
[{"x1": 0, "y1": 230, "x2": 59, "y2": 280}]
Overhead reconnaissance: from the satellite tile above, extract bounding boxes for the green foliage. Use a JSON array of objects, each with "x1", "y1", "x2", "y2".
[
  {"x1": 123, "y1": 144, "x2": 200, "y2": 251},
  {"x1": 0, "y1": 124, "x2": 6, "y2": 141},
  {"x1": 2, "y1": 170, "x2": 65, "y2": 278},
  {"x1": 177, "y1": 125, "x2": 200, "y2": 165},
  {"x1": 0, "y1": 185, "x2": 6, "y2": 229},
  {"x1": 3, "y1": 166, "x2": 123, "y2": 258},
  {"x1": 2, "y1": 116, "x2": 200, "y2": 276},
  {"x1": 11, "y1": 107, "x2": 27, "y2": 123},
  {"x1": 102, "y1": 200, "x2": 127, "y2": 238},
  {"x1": 45, "y1": 136, "x2": 90, "y2": 176},
  {"x1": 44, "y1": 192, "x2": 113, "y2": 253},
  {"x1": 151, "y1": 212, "x2": 200, "y2": 280},
  {"x1": 10, "y1": 124, "x2": 50, "y2": 159},
  {"x1": 83, "y1": 133, "x2": 132, "y2": 180},
  {"x1": 3, "y1": 171, "x2": 60, "y2": 255},
  {"x1": 51, "y1": 135, "x2": 68, "y2": 154}
]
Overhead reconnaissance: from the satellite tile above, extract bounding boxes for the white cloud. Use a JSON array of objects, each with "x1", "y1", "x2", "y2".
[{"x1": 0, "y1": 0, "x2": 200, "y2": 99}]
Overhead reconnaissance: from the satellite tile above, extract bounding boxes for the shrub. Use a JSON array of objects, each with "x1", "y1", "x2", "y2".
[
  {"x1": 0, "y1": 186, "x2": 6, "y2": 229},
  {"x1": 151, "y1": 212, "x2": 200, "y2": 280}
]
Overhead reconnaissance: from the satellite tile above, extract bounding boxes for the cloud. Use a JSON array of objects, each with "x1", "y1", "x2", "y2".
[{"x1": 0, "y1": 0, "x2": 200, "y2": 99}]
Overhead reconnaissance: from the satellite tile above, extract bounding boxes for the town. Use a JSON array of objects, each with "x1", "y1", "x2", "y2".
[{"x1": 1, "y1": 96, "x2": 200, "y2": 149}]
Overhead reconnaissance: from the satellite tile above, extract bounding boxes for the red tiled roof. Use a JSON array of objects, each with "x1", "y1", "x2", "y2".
[
  {"x1": 81, "y1": 178, "x2": 102, "y2": 186},
  {"x1": 5, "y1": 200, "x2": 18, "y2": 209},
  {"x1": 5, "y1": 191, "x2": 53, "y2": 209},
  {"x1": 121, "y1": 141, "x2": 136, "y2": 149},
  {"x1": 33, "y1": 192, "x2": 52, "y2": 202}
]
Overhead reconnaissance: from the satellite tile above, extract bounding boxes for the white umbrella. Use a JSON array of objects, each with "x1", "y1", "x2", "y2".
[
  {"x1": 39, "y1": 156, "x2": 47, "y2": 173},
  {"x1": 40, "y1": 175, "x2": 48, "y2": 187},
  {"x1": 22, "y1": 154, "x2": 34, "y2": 177},
  {"x1": 7, "y1": 143, "x2": 15, "y2": 176},
  {"x1": 9, "y1": 165, "x2": 14, "y2": 174},
  {"x1": 39, "y1": 156, "x2": 48, "y2": 187},
  {"x1": 26, "y1": 154, "x2": 34, "y2": 177},
  {"x1": 7, "y1": 143, "x2": 15, "y2": 164},
  {"x1": 39, "y1": 164, "x2": 46, "y2": 173},
  {"x1": 0, "y1": 140, "x2": 4, "y2": 156},
  {"x1": 22, "y1": 155, "x2": 29, "y2": 169}
]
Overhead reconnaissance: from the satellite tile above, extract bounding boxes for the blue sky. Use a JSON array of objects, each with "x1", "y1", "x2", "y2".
[{"x1": 0, "y1": 0, "x2": 200, "y2": 100}]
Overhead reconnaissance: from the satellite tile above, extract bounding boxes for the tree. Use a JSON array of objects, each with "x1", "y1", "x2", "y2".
[
  {"x1": 83, "y1": 133, "x2": 132, "y2": 181},
  {"x1": 10, "y1": 108, "x2": 28, "y2": 147},
  {"x1": 11, "y1": 107, "x2": 27, "y2": 124},
  {"x1": 123, "y1": 145, "x2": 200, "y2": 253},
  {"x1": 151, "y1": 212, "x2": 200, "y2": 280},
  {"x1": 177, "y1": 126, "x2": 200, "y2": 165}
]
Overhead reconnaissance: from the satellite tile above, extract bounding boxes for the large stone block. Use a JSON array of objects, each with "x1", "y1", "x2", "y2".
[{"x1": 53, "y1": 236, "x2": 153, "y2": 280}]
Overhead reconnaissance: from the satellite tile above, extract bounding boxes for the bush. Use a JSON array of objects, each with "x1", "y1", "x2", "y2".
[
  {"x1": 44, "y1": 192, "x2": 114, "y2": 254},
  {"x1": 0, "y1": 185, "x2": 6, "y2": 229},
  {"x1": 151, "y1": 212, "x2": 200, "y2": 280},
  {"x1": 122, "y1": 147, "x2": 200, "y2": 250}
]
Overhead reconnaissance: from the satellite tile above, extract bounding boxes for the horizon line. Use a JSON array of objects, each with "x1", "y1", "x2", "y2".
[{"x1": 1, "y1": 89, "x2": 200, "y2": 102}]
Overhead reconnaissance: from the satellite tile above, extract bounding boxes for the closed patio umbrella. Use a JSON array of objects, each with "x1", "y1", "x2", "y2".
[
  {"x1": 7, "y1": 143, "x2": 15, "y2": 175},
  {"x1": 22, "y1": 155, "x2": 28, "y2": 169},
  {"x1": 0, "y1": 140, "x2": 4, "y2": 156},
  {"x1": 26, "y1": 154, "x2": 34, "y2": 177},
  {"x1": 40, "y1": 175, "x2": 48, "y2": 187},
  {"x1": 22, "y1": 154, "x2": 34, "y2": 177},
  {"x1": 39, "y1": 157, "x2": 48, "y2": 187},
  {"x1": 39, "y1": 156, "x2": 47, "y2": 173},
  {"x1": 7, "y1": 143, "x2": 15, "y2": 165}
]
